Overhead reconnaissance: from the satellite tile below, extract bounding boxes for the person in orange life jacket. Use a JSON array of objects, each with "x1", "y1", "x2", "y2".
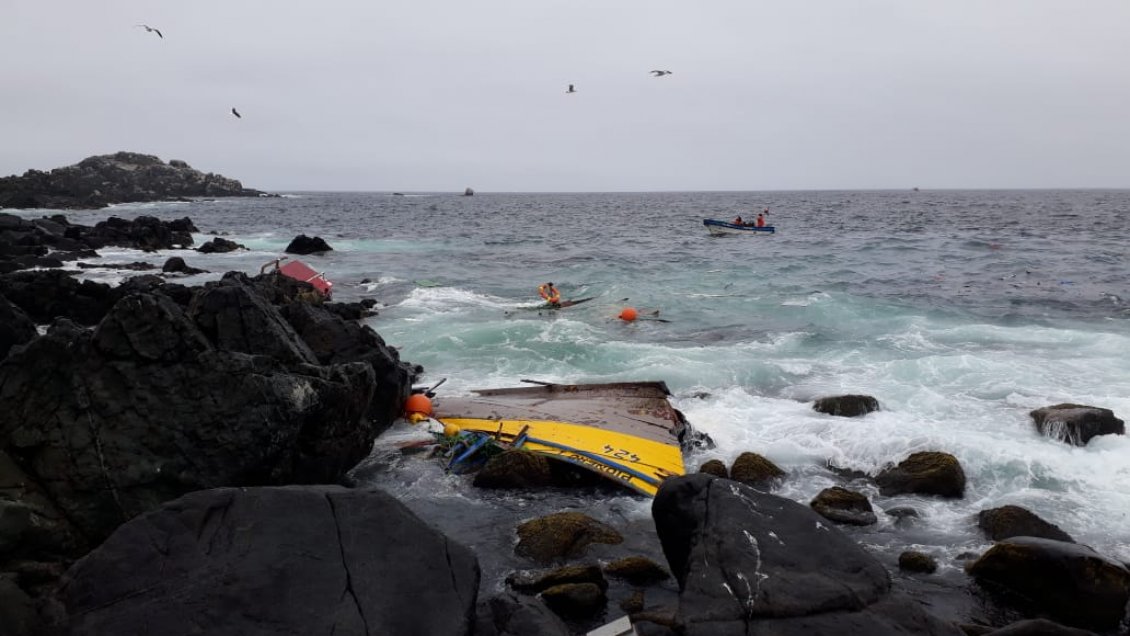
[
  {"x1": 538, "y1": 282, "x2": 562, "y2": 307},
  {"x1": 756, "y1": 212, "x2": 766, "y2": 228}
]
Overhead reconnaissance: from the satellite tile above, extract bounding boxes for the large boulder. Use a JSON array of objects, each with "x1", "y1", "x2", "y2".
[
  {"x1": 813, "y1": 394, "x2": 880, "y2": 417},
  {"x1": 285, "y1": 234, "x2": 333, "y2": 254},
  {"x1": 62, "y1": 486, "x2": 480, "y2": 636},
  {"x1": 977, "y1": 505, "x2": 1074, "y2": 543},
  {"x1": 473, "y1": 450, "x2": 555, "y2": 489},
  {"x1": 188, "y1": 277, "x2": 319, "y2": 365},
  {"x1": 875, "y1": 451, "x2": 966, "y2": 498},
  {"x1": 1029, "y1": 404, "x2": 1124, "y2": 446},
  {"x1": 0, "y1": 293, "x2": 35, "y2": 359},
  {"x1": 196, "y1": 237, "x2": 245, "y2": 253},
  {"x1": 651, "y1": 474, "x2": 963, "y2": 636},
  {"x1": 968, "y1": 537, "x2": 1130, "y2": 632},
  {"x1": 0, "y1": 292, "x2": 377, "y2": 544}
]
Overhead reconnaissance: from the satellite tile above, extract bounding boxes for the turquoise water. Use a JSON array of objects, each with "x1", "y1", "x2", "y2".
[{"x1": 44, "y1": 190, "x2": 1130, "y2": 581}]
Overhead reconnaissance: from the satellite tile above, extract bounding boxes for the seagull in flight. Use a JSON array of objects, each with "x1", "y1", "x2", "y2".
[
  {"x1": 650, "y1": 70, "x2": 673, "y2": 77},
  {"x1": 566, "y1": 84, "x2": 576, "y2": 94},
  {"x1": 231, "y1": 108, "x2": 242, "y2": 119},
  {"x1": 136, "y1": 24, "x2": 163, "y2": 39}
]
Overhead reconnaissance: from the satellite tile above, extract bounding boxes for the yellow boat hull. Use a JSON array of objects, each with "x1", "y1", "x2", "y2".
[{"x1": 438, "y1": 417, "x2": 685, "y2": 496}]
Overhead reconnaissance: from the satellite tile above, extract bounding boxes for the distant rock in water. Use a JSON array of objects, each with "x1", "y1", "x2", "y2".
[
  {"x1": 0, "y1": 151, "x2": 270, "y2": 210},
  {"x1": 284, "y1": 234, "x2": 333, "y2": 254}
]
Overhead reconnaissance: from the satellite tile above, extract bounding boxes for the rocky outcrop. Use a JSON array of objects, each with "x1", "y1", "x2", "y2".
[
  {"x1": 0, "y1": 152, "x2": 268, "y2": 210},
  {"x1": 278, "y1": 300, "x2": 415, "y2": 436},
  {"x1": 875, "y1": 451, "x2": 966, "y2": 498},
  {"x1": 0, "y1": 293, "x2": 35, "y2": 358},
  {"x1": 967, "y1": 536, "x2": 1130, "y2": 632},
  {"x1": 813, "y1": 394, "x2": 880, "y2": 417},
  {"x1": 977, "y1": 505, "x2": 1074, "y2": 543},
  {"x1": 285, "y1": 234, "x2": 333, "y2": 254},
  {"x1": 0, "y1": 269, "x2": 117, "y2": 325},
  {"x1": 161, "y1": 256, "x2": 206, "y2": 275},
  {"x1": 0, "y1": 211, "x2": 203, "y2": 274},
  {"x1": 61, "y1": 486, "x2": 480, "y2": 636},
  {"x1": 0, "y1": 288, "x2": 380, "y2": 545},
  {"x1": 1029, "y1": 404, "x2": 1124, "y2": 446},
  {"x1": 652, "y1": 474, "x2": 963, "y2": 636},
  {"x1": 506, "y1": 564, "x2": 606, "y2": 594}
]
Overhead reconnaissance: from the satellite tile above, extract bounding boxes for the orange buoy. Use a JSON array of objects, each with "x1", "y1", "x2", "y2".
[
  {"x1": 404, "y1": 393, "x2": 433, "y2": 417},
  {"x1": 618, "y1": 307, "x2": 638, "y2": 322}
]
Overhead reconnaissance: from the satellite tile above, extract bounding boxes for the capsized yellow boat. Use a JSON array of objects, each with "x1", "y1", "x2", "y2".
[{"x1": 431, "y1": 380, "x2": 709, "y2": 496}]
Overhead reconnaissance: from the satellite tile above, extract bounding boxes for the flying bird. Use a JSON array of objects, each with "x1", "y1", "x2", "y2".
[
  {"x1": 231, "y1": 108, "x2": 241, "y2": 119},
  {"x1": 136, "y1": 24, "x2": 163, "y2": 39},
  {"x1": 566, "y1": 84, "x2": 576, "y2": 94},
  {"x1": 650, "y1": 70, "x2": 673, "y2": 77}
]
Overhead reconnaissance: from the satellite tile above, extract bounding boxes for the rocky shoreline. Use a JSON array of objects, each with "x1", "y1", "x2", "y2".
[
  {"x1": 0, "y1": 152, "x2": 270, "y2": 210},
  {"x1": 1, "y1": 211, "x2": 1128, "y2": 635}
]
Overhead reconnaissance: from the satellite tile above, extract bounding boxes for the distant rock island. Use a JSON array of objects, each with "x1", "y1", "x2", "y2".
[{"x1": 0, "y1": 151, "x2": 270, "y2": 210}]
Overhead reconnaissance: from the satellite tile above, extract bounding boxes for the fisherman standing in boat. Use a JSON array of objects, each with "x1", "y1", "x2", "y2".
[
  {"x1": 538, "y1": 282, "x2": 562, "y2": 308},
  {"x1": 756, "y1": 211, "x2": 766, "y2": 228}
]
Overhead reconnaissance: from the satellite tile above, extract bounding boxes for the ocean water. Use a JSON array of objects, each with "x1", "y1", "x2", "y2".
[{"x1": 27, "y1": 190, "x2": 1130, "y2": 598}]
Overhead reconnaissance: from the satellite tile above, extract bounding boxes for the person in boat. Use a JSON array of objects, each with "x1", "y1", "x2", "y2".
[
  {"x1": 733, "y1": 215, "x2": 744, "y2": 225},
  {"x1": 538, "y1": 282, "x2": 562, "y2": 308},
  {"x1": 755, "y1": 212, "x2": 766, "y2": 228}
]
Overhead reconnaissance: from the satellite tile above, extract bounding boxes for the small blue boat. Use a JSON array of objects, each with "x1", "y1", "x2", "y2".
[{"x1": 703, "y1": 219, "x2": 775, "y2": 236}]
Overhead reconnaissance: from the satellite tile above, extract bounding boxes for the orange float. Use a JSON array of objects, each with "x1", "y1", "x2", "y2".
[
  {"x1": 404, "y1": 393, "x2": 433, "y2": 417},
  {"x1": 618, "y1": 307, "x2": 638, "y2": 322}
]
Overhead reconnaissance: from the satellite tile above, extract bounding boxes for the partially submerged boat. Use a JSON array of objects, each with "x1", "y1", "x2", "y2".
[
  {"x1": 260, "y1": 257, "x2": 333, "y2": 299},
  {"x1": 420, "y1": 380, "x2": 709, "y2": 496},
  {"x1": 703, "y1": 218, "x2": 775, "y2": 236}
]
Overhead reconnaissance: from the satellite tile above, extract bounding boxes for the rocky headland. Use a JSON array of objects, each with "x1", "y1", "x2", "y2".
[
  {"x1": 1, "y1": 212, "x2": 1127, "y2": 636},
  {"x1": 0, "y1": 152, "x2": 269, "y2": 210}
]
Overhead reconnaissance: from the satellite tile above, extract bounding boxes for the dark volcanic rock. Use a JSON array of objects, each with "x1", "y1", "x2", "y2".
[
  {"x1": 515, "y1": 512, "x2": 623, "y2": 565},
  {"x1": 62, "y1": 486, "x2": 480, "y2": 636},
  {"x1": 161, "y1": 256, "x2": 206, "y2": 275},
  {"x1": 0, "y1": 293, "x2": 35, "y2": 358},
  {"x1": 652, "y1": 473, "x2": 963, "y2": 636},
  {"x1": 285, "y1": 234, "x2": 334, "y2": 254},
  {"x1": 875, "y1": 451, "x2": 966, "y2": 498},
  {"x1": 978, "y1": 505, "x2": 1074, "y2": 543},
  {"x1": 188, "y1": 277, "x2": 319, "y2": 365},
  {"x1": 968, "y1": 536, "x2": 1130, "y2": 632},
  {"x1": 0, "y1": 269, "x2": 116, "y2": 325},
  {"x1": 0, "y1": 574, "x2": 39, "y2": 636},
  {"x1": 1029, "y1": 404, "x2": 1124, "y2": 446},
  {"x1": 810, "y1": 486, "x2": 878, "y2": 526},
  {"x1": 0, "y1": 152, "x2": 267, "y2": 210},
  {"x1": 813, "y1": 394, "x2": 880, "y2": 417},
  {"x1": 475, "y1": 592, "x2": 571, "y2": 636},
  {"x1": 0, "y1": 292, "x2": 377, "y2": 543},
  {"x1": 196, "y1": 236, "x2": 245, "y2": 253},
  {"x1": 83, "y1": 215, "x2": 194, "y2": 250},
  {"x1": 279, "y1": 300, "x2": 415, "y2": 435}
]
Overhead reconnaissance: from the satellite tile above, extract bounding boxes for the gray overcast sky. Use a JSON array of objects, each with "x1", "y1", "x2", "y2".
[{"x1": 2, "y1": 1, "x2": 1129, "y2": 192}]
